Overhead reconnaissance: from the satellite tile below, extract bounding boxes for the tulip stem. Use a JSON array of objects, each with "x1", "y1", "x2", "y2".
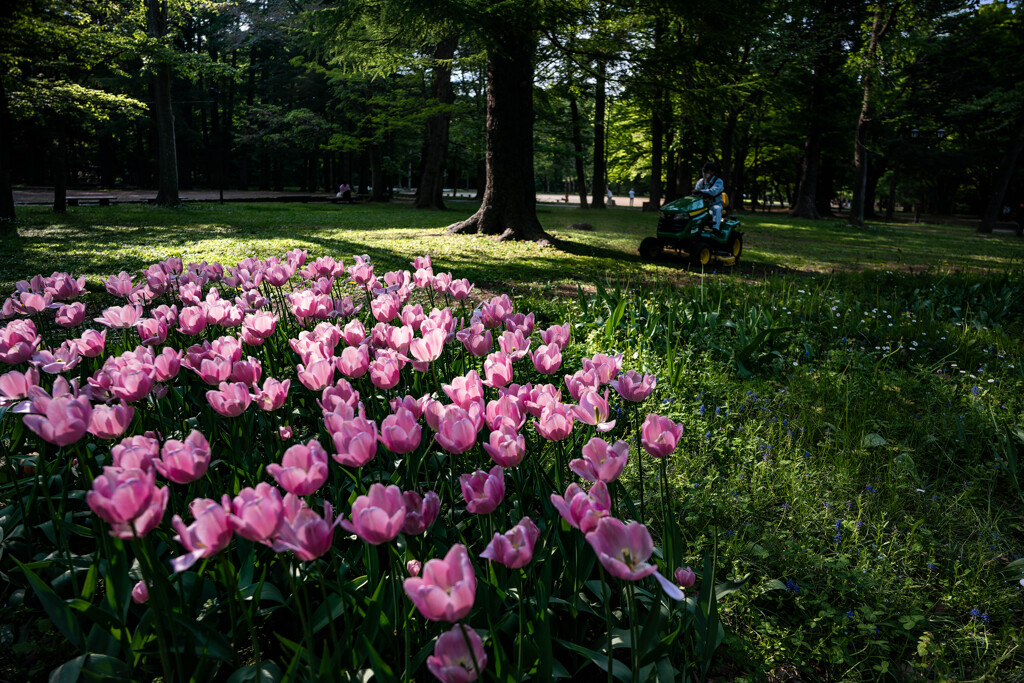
[
  {"x1": 286, "y1": 559, "x2": 316, "y2": 675},
  {"x1": 599, "y1": 565, "x2": 613, "y2": 683},
  {"x1": 627, "y1": 581, "x2": 639, "y2": 683},
  {"x1": 660, "y1": 458, "x2": 673, "y2": 571},
  {"x1": 132, "y1": 535, "x2": 178, "y2": 683},
  {"x1": 516, "y1": 569, "x2": 526, "y2": 680}
]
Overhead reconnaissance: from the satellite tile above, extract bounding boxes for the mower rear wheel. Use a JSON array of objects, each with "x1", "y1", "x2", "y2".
[
  {"x1": 727, "y1": 234, "x2": 743, "y2": 263},
  {"x1": 638, "y1": 237, "x2": 663, "y2": 262}
]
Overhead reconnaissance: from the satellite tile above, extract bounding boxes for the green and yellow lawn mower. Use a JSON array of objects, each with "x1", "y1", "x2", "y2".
[{"x1": 638, "y1": 193, "x2": 744, "y2": 267}]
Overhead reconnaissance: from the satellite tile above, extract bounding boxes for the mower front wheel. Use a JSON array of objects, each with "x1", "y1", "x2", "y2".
[
  {"x1": 691, "y1": 242, "x2": 712, "y2": 267},
  {"x1": 639, "y1": 237, "x2": 663, "y2": 262}
]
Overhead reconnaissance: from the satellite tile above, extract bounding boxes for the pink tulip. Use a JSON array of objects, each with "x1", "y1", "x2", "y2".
[
  {"x1": 386, "y1": 325, "x2": 414, "y2": 355},
  {"x1": 193, "y1": 356, "x2": 232, "y2": 385},
  {"x1": 45, "y1": 272, "x2": 87, "y2": 300},
  {"x1": 254, "y1": 377, "x2": 290, "y2": 411},
  {"x1": 539, "y1": 322, "x2": 571, "y2": 350},
  {"x1": 206, "y1": 382, "x2": 252, "y2": 417},
  {"x1": 368, "y1": 355, "x2": 401, "y2": 389},
  {"x1": 435, "y1": 405, "x2": 479, "y2": 455},
  {"x1": 278, "y1": 425, "x2": 293, "y2": 440},
  {"x1": 407, "y1": 559, "x2": 422, "y2": 576},
  {"x1": 111, "y1": 434, "x2": 159, "y2": 471},
  {"x1": 267, "y1": 439, "x2": 329, "y2": 496},
  {"x1": 582, "y1": 353, "x2": 623, "y2": 384},
  {"x1": 483, "y1": 353, "x2": 513, "y2": 388},
  {"x1": 427, "y1": 625, "x2": 488, "y2": 683},
  {"x1": 226, "y1": 483, "x2": 284, "y2": 543},
  {"x1": 131, "y1": 581, "x2": 150, "y2": 604},
  {"x1": 564, "y1": 369, "x2": 601, "y2": 402},
  {"x1": 529, "y1": 343, "x2": 562, "y2": 375},
  {"x1": 73, "y1": 329, "x2": 106, "y2": 358},
  {"x1": 482, "y1": 426, "x2": 526, "y2": 468},
  {"x1": 413, "y1": 267, "x2": 433, "y2": 288},
  {"x1": 151, "y1": 304, "x2": 179, "y2": 326},
  {"x1": 341, "y1": 319, "x2": 367, "y2": 346},
  {"x1": 448, "y1": 278, "x2": 473, "y2": 301},
  {"x1": 23, "y1": 395, "x2": 92, "y2": 446},
  {"x1": 55, "y1": 302, "x2": 86, "y2": 328},
  {"x1": 640, "y1": 413, "x2": 685, "y2": 458},
  {"x1": 108, "y1": 366, "x2": 154, "y2": 403},
  {"x1": 230, "y1": 357, "x2": 263, "y2": 386},
  {"x1": 331, "y1": 415, "x2": 378, "y2": 467},
  {"x1": 171, "y1": 498, "x2": 233, "y2": 572},
  {"x1": 480, "y1": 295, "x2": 512, "y2": 329},
  {"x1": 549, "y1": 481, "x2": 610, "y2": 533},
  {"x1": 479, "y1": 516, "x2": 540, "y2": 568},
  {"x1": 136, "y1": 318, "x2": 168, "y2": 346},
  {"x1": 675, "y1": 566, "x2": 697, "y2": 588},
  {"x1": 570, "y1": 437, "x2": 629, "y2": 483},
  {"x1": 610, "y1": 370, "x2": 657, "y2": 402},
  {"x1": 400, "y1": 303, "x2": 425, "y2": 331},
  {"x1": 432, "y1": 271, "x2": 452, "y2": 293},
  {"x1": 87, "y1": 401, "x2": 134, "y2": 440},
  {"x1": 271, "y1": 494, "x2": 339, "y2": 561},
  {"x1": 534, "y1": 403, "x2": 573, "y2": 441},
  {"x1": 379, "y1": 407, "x2": 422, "y2": 454},
  {"x1": 0, "y1": 367, "x2": 39, "y2": 406},
  {"x1": 319, "y1": 379, "x2": 359, "y2": 414},
  {"x1": 94, "y1": 304, "x2": 143, "y2": 329},
  {"x1": 177, "y1": 305, "x2": 208, "y2": 335},
  {"x1": 402, "y1": 490, "x2": 441, "y2": 535},
  {"x1": 32, "y1": 342, "x2": 81, "y2": 375},
  {"x1": 484, "y1": 395, "x2": 525, "y2": 431},
  {"x1": 442, "y1": 370, "x2": 484, "y2": 409},
  {"x1": 339, "y1": 483, "x2": 406, "y2": 545},
  {"x1": 0, "y1": 319, "x2": 41, "y2": 364},
  {"x1": 371, "y1": 292, "x2": 401, "y2": 323},
  {"x1": 296, "y1": 358, "x2": 335, "y2": 392},
  {"x1": 389, "y1": 393, "x2": 428, "y2": 420},
  {"x1": 242, "y1": 311, "x2": 278, "y2": 339},
  {"x1": 87, "y1": 466, "x2": 168, "y2": 539},
  {"x1": 152, "y1": 348, "x2": 182, "y2": 383},
  {"x1": 403, "y1": 543, "x2": 476, "y2": 622},
  {"x1": 335, "y1": 345, "x2": 369, "y2": 378},
  {"x1": 497, "y1": 329, "x2": 531, "y2": 362},
  {"x1": 154, "y1": 430, "x2": 211, "y2": 484},
  {"x1": 103, "y1": 272, "x2": 136, "y2": 298},
  {"x1": 408, "y1": 327, "x2": 446, "y2": 367},
  {"x1": 459, "y1": 466, "x2": 505, "y2": 515},
  {"x1": 585, "y1": 517, "x2": 683, "y2": 600},
  {"x1": 456, "y1": 321, "x2": 492, "y2": 357},
  {"x1": 571, "y1": 388, "x2": 616, "y2": 432}
]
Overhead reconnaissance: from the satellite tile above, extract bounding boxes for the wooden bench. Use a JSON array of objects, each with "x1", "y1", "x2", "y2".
[{"x1": 67, "y1": 196, "x2": 113, "y2": 206}]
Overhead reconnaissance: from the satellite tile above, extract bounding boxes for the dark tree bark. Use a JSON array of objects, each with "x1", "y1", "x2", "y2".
[
  {"x1": 591, "y1": 60, "x2": 607, "y2": 209},
  {"x1": 0, "y1": 73, "x2": 16, "y2": 229},
  {"x1": 979, "y1": 108, "x2": 1024, "y2": 233},
  {"x1": 370, "y1": 144, "x2": 386, "y2": 201},
  {"x1": 850, "y1": 4, "x2": 897, "y2": 226},
  {"x1": 147, "y1": 0, "x2": 180, "y2": 206},
  {"x1": 648, "y1": 100, "x2": 664, "y2": 212},
  {"x1": 447, "y1": 21, "x2": 552, "y2": 243},
  {"x1": 52, "y1": 132, "x2": 67, "y2": 214},
  {"x1": 416, "y1": 38, "x2": 457, "y2": 210},
  {"x1": 568, "y1": 89, "x2": 588, "y2": 208}
]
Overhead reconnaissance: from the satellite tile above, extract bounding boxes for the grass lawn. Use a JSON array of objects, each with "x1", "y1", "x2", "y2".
[{"x1": 2, "y1": 202, "x2": 1023, "y2": 680}]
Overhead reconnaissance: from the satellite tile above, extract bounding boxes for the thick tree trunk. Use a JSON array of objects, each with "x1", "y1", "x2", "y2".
[
  {"x1": 648, "y1": 101, "x2": 663, "y2": 212},
  {"x1": 416, "y1": 38, "x2": 457, "y2": 210},
  {"x1": 448, "y1": 24, "x2": 550, "y2": 242},
  {"x1": 0, "y1": 74, "x2": 16, "y2": 229},
  {"x1": 370, "y1": 145, "x2": 387, "y2": 201},
  {"x1": 148, "y1": 0, "x2": 180, "y2": 206},
  {"x1": 568, "y1": 90, "x2": 588, "y2": 208},
  {"x1": 979, "y1": 109, "x2": 1024, "y2": 233},
  {"x1": 591, "y1": 60, "x2": 607, "y2": 209}
]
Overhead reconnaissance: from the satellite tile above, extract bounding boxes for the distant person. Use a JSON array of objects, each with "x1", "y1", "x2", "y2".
[
  {"x1": 693, "y1": 162, "x2": 724, "y2": 231},
  {"x1": 607, "y1": 188, "x2": 614, "y2": 206},
  {"x1": 628, "y1": 188, "x2": 635, "y2": 206},
  {"x1": 337, "y1": 183, "x2": 354, "y2": 204}
]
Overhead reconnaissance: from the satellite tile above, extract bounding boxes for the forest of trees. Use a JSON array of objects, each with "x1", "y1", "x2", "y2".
[{"x1": 1, "y1": 0, "x2": 1022, "y2": 238}]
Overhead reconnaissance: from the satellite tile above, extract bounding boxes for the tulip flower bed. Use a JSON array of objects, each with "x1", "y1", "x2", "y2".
[{"x1": 0, "y1": 251, "x2": 736, "y2": 682}]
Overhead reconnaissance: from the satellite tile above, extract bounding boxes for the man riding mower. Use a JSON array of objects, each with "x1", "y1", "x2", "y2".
[{"x1": 638, "y1": 161, "x2": 744, "y2": 267}]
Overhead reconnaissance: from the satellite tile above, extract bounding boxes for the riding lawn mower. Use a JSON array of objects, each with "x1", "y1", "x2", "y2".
[{"x1": 638, "y1": 193, "x2": 744, "y2": 267}]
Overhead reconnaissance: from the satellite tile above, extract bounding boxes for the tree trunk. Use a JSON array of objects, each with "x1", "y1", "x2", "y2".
[
  {"x1": 415, "y1": 38, "x2": 457, "y2": 210},
  {"x1": 148, "y1": 0, "x2": 180, "y2": 206},
  {"x1": 52, "y1": 132, "x2": 67, "y2": 214},
  {"x1": 447, "y1": 23, "x2": 551, "y2": 243},
  {"x1": 979, "y1": 108, "x2": 1024, "y2": 233},
  {"x1": 568, "y1": 89, "x2": 588, "y2": 208},
  {"x1": 0, "y1": 73, "x2": 16, "y2": 229},
  {"x1": 591, "y1": 60, "x2": 607, "y2": 209},
  {"x1": 370, "y1": 145, "x2": 386, "y2": 201},
  {"x1": 850, "y1": 4, "x2": 897, "y2": 226}
]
